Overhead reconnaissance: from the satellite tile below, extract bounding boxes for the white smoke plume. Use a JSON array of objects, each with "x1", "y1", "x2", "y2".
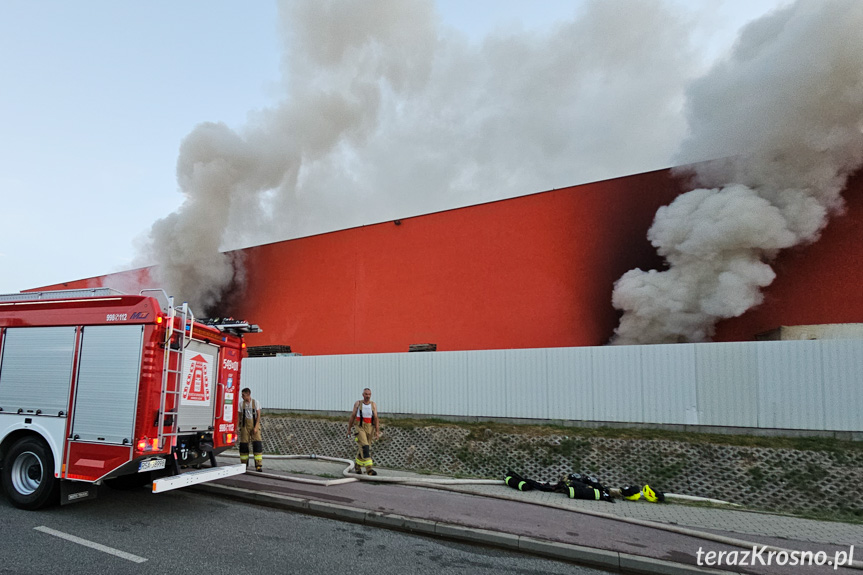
[
  {"x1": 612, "y1": 0, "x2": 863, "y2": 344},
  {"x1": 138, "y1": 0, "x2": 699, "y2": 313}
]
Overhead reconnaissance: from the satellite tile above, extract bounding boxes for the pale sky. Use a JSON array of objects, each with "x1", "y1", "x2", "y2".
[{"x1": 0, "y1": 0, "x2": 790, "y2": 294}]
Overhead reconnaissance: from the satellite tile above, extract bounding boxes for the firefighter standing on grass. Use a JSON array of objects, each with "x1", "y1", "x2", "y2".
[
  {"x1": 238, "y1": 387, "x2": 263, "y2": 472},
  {"x1": 346, "y1": 388, "x2": 380, "y2": 475}
]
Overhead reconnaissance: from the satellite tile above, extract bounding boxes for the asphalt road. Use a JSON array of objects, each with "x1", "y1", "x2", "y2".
[{"x1": 0, "y1": 486, "x2": 609, "y2": 575}]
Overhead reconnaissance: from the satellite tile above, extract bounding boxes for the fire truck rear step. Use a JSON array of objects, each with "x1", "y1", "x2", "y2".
[{"x1": 152, "y1": 463, "x2": 245, "y2": 493}]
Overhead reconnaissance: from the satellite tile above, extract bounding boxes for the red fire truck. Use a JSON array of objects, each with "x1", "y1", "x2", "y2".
[{"x1": 0, "y1": 288, "x2": 259, "y2": 510}]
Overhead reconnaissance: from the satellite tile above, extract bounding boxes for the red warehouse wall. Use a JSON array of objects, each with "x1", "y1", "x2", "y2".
[{"x1": 229, "y1": 169, "x2": 684, "y2": 354}]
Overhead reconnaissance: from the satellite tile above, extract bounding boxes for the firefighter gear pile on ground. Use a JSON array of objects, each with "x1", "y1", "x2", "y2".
[
  {"x1": 561, "y1": 473, "x2": 614, "y2": 502},
  {"x1": 504, "y1": 471, "x2": 668, "y2": 503},
  {"x1": 504, "y1": 471, "x2": 613, "y2": 502}
]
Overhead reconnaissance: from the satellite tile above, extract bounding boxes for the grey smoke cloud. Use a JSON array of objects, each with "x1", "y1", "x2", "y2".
[
  {"x1": 612, "y1": 0, "x2": 863, "y2": 344},
  {"x1": 138, "y1": 0, "x2": 698, "y2": 312}
]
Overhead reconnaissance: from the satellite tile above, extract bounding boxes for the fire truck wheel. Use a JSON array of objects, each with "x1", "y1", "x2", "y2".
[{"x1": 1, "y1": 436, "x2": 59, "y2": 510}]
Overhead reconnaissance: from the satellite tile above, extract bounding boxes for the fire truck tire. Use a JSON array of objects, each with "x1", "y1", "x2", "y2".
[{"x1": 1, "y1": 436, "x2": 59, "y2": 510}]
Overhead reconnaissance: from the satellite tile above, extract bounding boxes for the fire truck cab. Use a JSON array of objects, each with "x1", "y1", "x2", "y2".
[{"x1": 0, "y1": 288, "x2": 258, "y2": 510}]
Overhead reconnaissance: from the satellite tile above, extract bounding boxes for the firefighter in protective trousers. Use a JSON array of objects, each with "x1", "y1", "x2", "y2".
[
  {"x1": 238, "y1": 387, "x2": 263, "y2": 472},
  {"x1": 346, "y1": 388, "x2": 380, "y2": 475}
]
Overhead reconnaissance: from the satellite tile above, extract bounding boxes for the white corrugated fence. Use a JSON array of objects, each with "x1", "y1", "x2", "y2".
[{"x1": 242, "y1": 339, "x2": 863, "y2": 431}]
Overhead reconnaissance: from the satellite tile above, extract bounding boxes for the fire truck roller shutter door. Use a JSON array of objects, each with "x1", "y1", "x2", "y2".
[
  {"x1": 0, "y1": 327, "x2": 76, "y2": 416},
  {"x1": 71, "y1": 325, "x2": 144, "y2": 444}
]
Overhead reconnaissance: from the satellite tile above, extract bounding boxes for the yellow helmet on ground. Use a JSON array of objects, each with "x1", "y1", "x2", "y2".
[{"x1": 641, "y1": 484, "x2": 665, "y2": 503}]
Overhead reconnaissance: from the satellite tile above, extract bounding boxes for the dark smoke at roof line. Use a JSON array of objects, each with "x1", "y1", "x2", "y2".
[
  {"x1": 136, "y1": 0, "x2": 701, "y2": 313},
  {"x1": 612, "y1": 0, "x2": 863, "y2": 344}
]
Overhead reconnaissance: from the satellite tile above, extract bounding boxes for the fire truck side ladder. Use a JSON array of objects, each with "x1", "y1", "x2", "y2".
[{"x1": 156, "y1": 299, "x2": 194, "y2": 453}]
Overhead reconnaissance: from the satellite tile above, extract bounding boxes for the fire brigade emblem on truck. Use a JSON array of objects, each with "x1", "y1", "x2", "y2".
[{"x1": 181, "y1": 353, "x2": 213, "y2": 405}]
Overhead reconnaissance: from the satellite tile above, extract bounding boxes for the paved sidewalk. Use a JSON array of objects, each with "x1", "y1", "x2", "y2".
[{"x1": 197, "y1": 454, "x2": 863, "y2": 575}]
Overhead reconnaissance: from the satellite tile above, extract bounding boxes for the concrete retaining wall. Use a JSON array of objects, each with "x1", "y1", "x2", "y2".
[{"x1": 258, "y1": 415, "x2": 863, "y2": 518}]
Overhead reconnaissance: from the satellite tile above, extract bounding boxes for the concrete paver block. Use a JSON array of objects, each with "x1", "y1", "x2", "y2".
[
  {"x1": 402, "y1": 517, "x2": 438, "y2": 535},
  {"x1": 364, "y1": 511, "x2": 407, "y2": 530}
]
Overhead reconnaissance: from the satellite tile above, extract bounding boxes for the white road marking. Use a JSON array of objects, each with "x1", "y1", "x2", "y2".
[{"x1": 33, "y1": 526, "x2": 148, "y2": 563}]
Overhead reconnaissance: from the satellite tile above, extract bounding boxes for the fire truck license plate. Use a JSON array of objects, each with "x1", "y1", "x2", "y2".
[{"x1": 139, "y1": 458, "x2": 166, "y2": 472}]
